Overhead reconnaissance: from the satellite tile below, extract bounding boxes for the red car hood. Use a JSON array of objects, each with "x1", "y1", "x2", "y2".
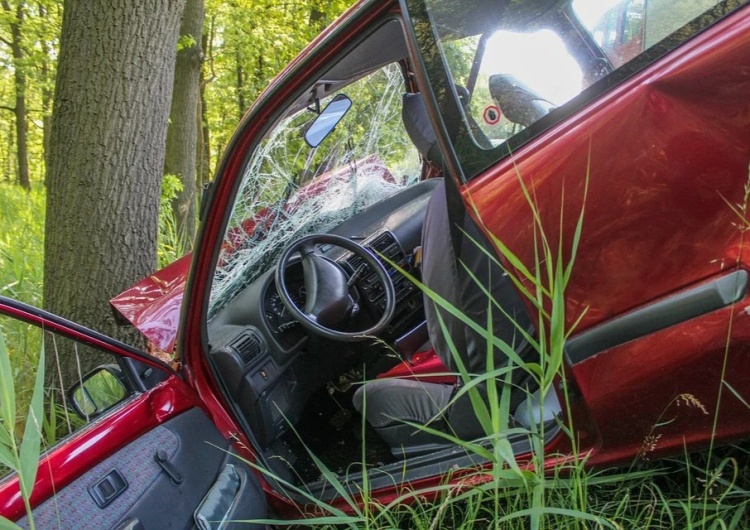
[
  {"x1": 111, "y1": 254, "x2": 190, "y2": 353},
  {"x1": 111, "y1": 155, "x2": 395, "y2": 353}
]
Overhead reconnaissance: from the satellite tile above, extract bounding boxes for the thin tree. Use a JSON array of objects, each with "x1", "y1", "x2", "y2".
[
  {"x1": 165, "y1": 0, "x2": 205, "y2": 253},
  {"x1": 0, "y1": 0, "x2": 30, "y2": 190},
  {"x1": 44, "y1": 0, "x2": 185, "y2": 383}
]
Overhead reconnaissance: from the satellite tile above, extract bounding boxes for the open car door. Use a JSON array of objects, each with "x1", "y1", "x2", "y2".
[{"x1": 0, "y1": 297, "x2": 267, "y2": 529}]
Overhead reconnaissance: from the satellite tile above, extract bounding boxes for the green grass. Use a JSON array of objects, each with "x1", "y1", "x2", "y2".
[
  {"x1": 0, "y1": 330, "x2": 44, "y2": 530},
  {"x1": 0, "y1": 184, "x2": 44, "y2": 307},
  {"x1": 0, "y1": 184, "x2": 46, "y2": 448}
]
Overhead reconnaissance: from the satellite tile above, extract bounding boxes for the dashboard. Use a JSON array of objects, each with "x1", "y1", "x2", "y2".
[{"x1": 205, "y1": 178, "x2": 440, "y2": 448}]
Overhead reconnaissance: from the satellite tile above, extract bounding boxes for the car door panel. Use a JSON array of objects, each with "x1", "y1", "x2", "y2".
[
  {"x1": 0, "y1": 365, "x2": 198, "y2": 521},
  {"x1": 566, "y1": 270, "x2": 748, "y2": 364},
  {"x1": 15, "y1": 408, "x2": 265, "y2": 530},
  {"x1": 465, "y1": 8, "x2": 750, "y2": 332},
  {"x1": 461, "y1": 5, "x2": 750, "y2": 461},
  {"x1": 571, "y1": 300, "x2": 750, "y2": 466},
  {"x1": 0, "y1": 299, "x2": 267, "y2": 528}
]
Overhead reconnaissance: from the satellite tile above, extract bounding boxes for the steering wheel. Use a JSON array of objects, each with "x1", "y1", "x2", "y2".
[{"x1": 275, "y1": 234, "x2": 396, "y2": 341}]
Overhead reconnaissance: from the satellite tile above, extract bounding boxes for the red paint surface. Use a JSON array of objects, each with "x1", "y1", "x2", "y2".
[
  {"x1": 110, "y1": 254, "x2": 189, "y2": 352},
  {"x1": 466, "y1": 10, "x2": 750, "y2": 334},
  {"x1": 466, "y1": 6, "x2": 750, "y2": 469}
]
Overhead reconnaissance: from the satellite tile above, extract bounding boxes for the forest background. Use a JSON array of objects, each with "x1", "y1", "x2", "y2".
[{"x1": 0, "y1": 0, "x2": 352, "y2": 353}]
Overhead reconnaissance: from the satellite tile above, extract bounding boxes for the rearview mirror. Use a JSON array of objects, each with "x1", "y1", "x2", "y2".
[
  {"x1": 304, "y1": 94, "x2": 352, "y2": 148},
  {"x1": 68, "y1": 365, "x2": 127, "y2": 419}
]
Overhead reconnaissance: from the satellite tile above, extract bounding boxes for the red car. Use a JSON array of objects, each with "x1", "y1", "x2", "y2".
[{"x1": 3, "y1": 0, "x2": 750, "y2": 527}]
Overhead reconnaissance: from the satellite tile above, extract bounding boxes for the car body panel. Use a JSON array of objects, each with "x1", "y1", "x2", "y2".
[
  {"x1": 0, "y1": 299, "x2": 202, "y2": 521},
  {"x1": 110, "y1": 254, "x2": 189, "y2": 352},
  {"x1": 5, "y1": 0, "x2": 750, "y2": 524},
  {"x1": 464, "y1": 7, "x2": 750, "y2": 331},
  {"x1": 464, "y1": 3, "x2": 750, "y2": 467}
]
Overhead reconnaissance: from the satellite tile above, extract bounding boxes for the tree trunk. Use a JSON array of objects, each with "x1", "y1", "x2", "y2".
[
  {"x1": 2, "y1": 1, "x2": 30, "y2": 190},
  {"x1": 39, "y1": 2, "x2": 53, "y2": 183},
  {"x1": 165, "y1": 0, "x2": 204, "y2": 254},
  {"x1": 197, "y1": 28, "x2": 211, "y2": 193},
  {"x1": 44, "y1": 0, "x2": 185, "y2": 386}
]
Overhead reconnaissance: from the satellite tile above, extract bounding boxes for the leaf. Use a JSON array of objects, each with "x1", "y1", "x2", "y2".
[
  {"x1": 0, "y1": 516, "x2": 21, "y2": 530},
  {"x1": 0, "y1": 333, "x2": 16, "y2": 429},
  {"x1": 0, "y1": 441, "x2": 16, "y2": 470},
  {"x1": 18, "y1": 346, "x2": 44, "y2": 499}
]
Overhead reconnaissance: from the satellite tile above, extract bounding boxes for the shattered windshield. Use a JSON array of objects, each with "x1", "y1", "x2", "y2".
[{"x1": 209, "y1": 63, "x2": 421, "y2": 316}]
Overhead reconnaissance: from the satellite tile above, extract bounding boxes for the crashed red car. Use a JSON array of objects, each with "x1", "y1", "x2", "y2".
[{"x1": 3, "y1": 0, "x2": 750, "y2": 527}]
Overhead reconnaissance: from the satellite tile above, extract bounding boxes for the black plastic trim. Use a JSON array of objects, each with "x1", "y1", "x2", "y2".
[
  {"x1": 302, "y1": 420, "x2": 561, "y2": 502},
  {"x1": 0, "y1": 295, "x2": 174, "y2": 374},
  {"x1": 566, "y1": 270, "x2": 748, "y2": 365}
]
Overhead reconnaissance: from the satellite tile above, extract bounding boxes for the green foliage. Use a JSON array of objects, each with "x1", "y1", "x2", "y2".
[
  {"x1": 0, "y1": 331, "x2": 44, "y2": 530},
  {"x1": 202, "y1": 0, "x2": 351, "y2": 178},
  {"x1": 0, "y1": 183, "x2": 43, "y2": 305},
  {"x1": 176, "y1": 34, "x2": 197, "y2": 51},
  {"x1": 0, "y1": 0, "x2": 60, "y2": 187},
  {"x1": 158, "y1": 173, "x2": 186, "y2": 267}
]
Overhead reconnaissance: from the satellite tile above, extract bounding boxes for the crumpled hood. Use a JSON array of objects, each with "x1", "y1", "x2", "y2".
[{"x1": 110, "y1": 254, "x2": 190, "y2": 352}]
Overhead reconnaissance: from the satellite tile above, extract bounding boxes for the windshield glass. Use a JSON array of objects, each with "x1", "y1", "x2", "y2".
[{"x1": 209, "y1": 62, "x2": 420, "y2": 316}]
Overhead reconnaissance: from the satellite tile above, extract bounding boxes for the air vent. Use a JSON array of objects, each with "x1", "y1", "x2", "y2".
[
  {"x1": 228, "y1": 331, "x2": 261, "y2": 365},
  {"x1": 369, "y1": 231, "x2": 396, "y2": 253},
  {"x1": 347, "y1": 253, "x2": 365, "y2": 270}
]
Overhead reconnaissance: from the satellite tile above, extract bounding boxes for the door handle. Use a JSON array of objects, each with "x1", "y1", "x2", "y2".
[
  {"x1": 88, "y1": 469, "x2": 128, "y2": 508},
  {"x1": 155, "y1": 450, "x2": 184, "y2": 485}
]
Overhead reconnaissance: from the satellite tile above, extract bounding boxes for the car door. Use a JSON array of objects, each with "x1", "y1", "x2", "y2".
[
  {"x1": 403, "y1": 0, "x2": 750, "y2": 464},
  {"x1": 0, "y1": 297, "x2": 267, "y2": 529}
]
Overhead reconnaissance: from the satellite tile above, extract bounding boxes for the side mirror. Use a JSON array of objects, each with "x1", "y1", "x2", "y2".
[
  {"x1": 304, "y1": 94, "x2": 352, "y2": 148},
  {"x1": 68, "y1": 365, "x2": 128, "y2": 419}
]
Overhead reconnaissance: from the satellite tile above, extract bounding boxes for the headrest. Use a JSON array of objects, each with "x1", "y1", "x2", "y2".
[{"x1": 489, "y1": 74, "x2": 556, "y2": 128}]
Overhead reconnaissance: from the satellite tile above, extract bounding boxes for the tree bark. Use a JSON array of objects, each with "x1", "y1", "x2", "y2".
[
  {"x1": 165, "y1": 0, "x2": 204, "y2": 253},
  {"x1": 44, "y1": 0, "x2": 185, "y2": 385}
]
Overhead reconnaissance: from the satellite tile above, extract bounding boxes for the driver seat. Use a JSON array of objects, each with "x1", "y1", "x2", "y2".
[{"x1": 353, "y1": 90, "x2": 536, "y2": 455}]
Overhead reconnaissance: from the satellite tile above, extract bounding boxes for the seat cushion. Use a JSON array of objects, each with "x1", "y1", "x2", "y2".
[{"x1": 353, "y1": 379, "x2": 454, "y2": 447}]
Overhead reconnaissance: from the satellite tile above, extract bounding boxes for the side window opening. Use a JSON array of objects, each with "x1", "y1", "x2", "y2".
[
  {"x1": 0, "y1": 314, "x2": 148, "y2": 480},
  {"x1": 410, "y1": 0, "x2": 747, "y2": 180},
  {"x1": 572, "y1": 0, "x2": 724, "y2": 68}
]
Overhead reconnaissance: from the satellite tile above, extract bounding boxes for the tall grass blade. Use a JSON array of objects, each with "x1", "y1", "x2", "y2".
[
  {"x1": 19, "y1": 346, "x2": 44, "y2": 498},
  {"x1": 0, "y1": 517, "x2": 21, "y2": 530},
  {"x1": 0, "y1": 334, "x2": 16, "y2": 431}
]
